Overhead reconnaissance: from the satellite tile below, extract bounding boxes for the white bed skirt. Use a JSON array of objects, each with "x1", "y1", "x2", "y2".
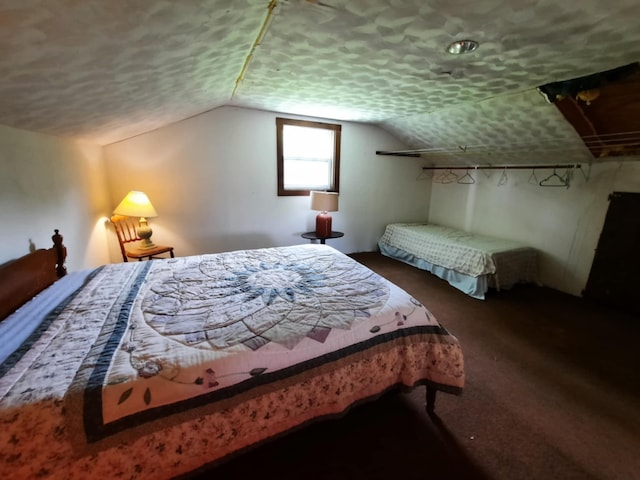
[{"x1": 379, "y1": 243, "x2": 489, "y2": 299}]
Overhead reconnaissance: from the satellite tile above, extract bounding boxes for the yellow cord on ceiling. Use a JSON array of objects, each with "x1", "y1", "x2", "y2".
[{"x1": 232, "y1": 0, "x2": 278, "y2": 99}]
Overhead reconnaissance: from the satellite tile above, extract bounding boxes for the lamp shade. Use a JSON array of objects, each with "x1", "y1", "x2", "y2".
[
  {"x1": 113, "y1": 191, "x2": 158, "y2": 218},
  {"x1": 310, "y1": 191, "x2": 339, "y2": 212}
]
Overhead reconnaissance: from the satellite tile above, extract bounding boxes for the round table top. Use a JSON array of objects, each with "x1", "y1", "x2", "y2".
[{"x1": 301, "y1": 231, "x2": 344, "y2": 240}]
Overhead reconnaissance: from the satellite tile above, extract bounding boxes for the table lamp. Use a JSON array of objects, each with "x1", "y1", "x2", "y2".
[
  {"x1": 113, "y1": 190, "x2": 158, "y2": 249},
  {"x1": 310, "y1": 191, "x2": 339, "y2": 237}
]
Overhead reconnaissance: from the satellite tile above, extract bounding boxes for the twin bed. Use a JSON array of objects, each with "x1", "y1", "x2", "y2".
[
  {"x1": 0, "y1": 230, "x2": 464, "y2": 479},
  {"x1": 379, "y1": 223, "x2": 538, "y2": 299}
]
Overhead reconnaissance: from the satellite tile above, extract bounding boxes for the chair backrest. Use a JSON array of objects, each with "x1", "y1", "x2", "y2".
[{"x1": 110, "y1": 215, "x2": 141, "y2": 262}]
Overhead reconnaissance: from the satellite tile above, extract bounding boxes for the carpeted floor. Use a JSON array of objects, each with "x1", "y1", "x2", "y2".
[{"x1": 196, "y1": 251, "x2": 640, "y2": 480}]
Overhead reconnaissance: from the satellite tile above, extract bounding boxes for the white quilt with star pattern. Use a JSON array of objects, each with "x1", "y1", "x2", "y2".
[{"x1": 0, "y1": 244, "x2": 464, "y2": 479}]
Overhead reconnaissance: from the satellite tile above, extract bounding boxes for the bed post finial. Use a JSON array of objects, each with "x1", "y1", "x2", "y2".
[{"x1": 52, "y1": 229, "x2": 67, "y2": 277}]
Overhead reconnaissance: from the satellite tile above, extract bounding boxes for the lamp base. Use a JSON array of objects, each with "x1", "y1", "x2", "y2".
[
  {"x1": 138, "y1": 237, "x2": 157, "y2": 249},
  {"x1": 137, "y1": 218, "x2": 157, "y2": 249},
  {"x1": 315, "y1": 211, "x2": 332, "y2": 237}
]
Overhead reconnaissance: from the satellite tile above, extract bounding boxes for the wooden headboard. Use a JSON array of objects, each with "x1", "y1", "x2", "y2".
[{"x1": 0, "y1": 230, "x2": 67, "y2": 321}]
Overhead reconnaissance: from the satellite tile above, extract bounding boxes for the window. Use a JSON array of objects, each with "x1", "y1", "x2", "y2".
[{"x1": 276, "y1": 117, "x2": 341, "y2": 196}]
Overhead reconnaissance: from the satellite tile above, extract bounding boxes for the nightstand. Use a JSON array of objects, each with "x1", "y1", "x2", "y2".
[{"x1": 301, "y1": 231, "x2": 344, "y2": 244}]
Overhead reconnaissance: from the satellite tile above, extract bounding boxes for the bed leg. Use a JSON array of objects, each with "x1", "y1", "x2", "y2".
[{"x1": 426, "y1": 385, "x2": 437, "y2": 413}]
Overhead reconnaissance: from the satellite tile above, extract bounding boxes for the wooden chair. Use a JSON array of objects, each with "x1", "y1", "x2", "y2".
[{"x1": 110, "y1": 215, "x2": 175, "y2": 262}]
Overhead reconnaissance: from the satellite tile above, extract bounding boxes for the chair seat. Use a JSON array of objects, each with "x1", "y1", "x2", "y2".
[
  {"x1": 125, "y1": 244, "x2": 174, "y2": 261},
  {"x1": 111, "y1": 214, "x2": 175, "y2": 262}
]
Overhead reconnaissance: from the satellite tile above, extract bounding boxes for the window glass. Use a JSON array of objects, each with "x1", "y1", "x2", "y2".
[{"x1": 277, "y1": 118, "x2": 341, "y2": 196}]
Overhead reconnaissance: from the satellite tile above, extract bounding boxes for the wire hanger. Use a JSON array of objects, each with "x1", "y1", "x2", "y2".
[
  {"x1": 528, "y1": 169, "x2": 539, "y2": 185},
  {"x1": 563, "y1": 168, "x2": 573, "y2": 188},
  {"x1": 457, "y1": 167, "x2": 476, "y2": 184},
  {"x1": 434, "y1": 169, "x2": 458, "y2": 184},
  {"x1": 497, "y1": 167, "x2": 508, "y2": 186},
  {"x1": 416, "y1": 168, "x2": 431, "y2": 181},
  {"x1": 539, "y1": 168, "x2": 569, "y2": 188},
  {"x1": 578, "y1": 163, "x2": 591, "y2": 182}
]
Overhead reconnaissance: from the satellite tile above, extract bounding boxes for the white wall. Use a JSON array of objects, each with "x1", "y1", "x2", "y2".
[
  {"x1": 428, "y1": 161, "x2": 640, "y2": 296},
  {"x1": 103, "y1": 106, "x2": 430, "y2": 260},
  {"x1": 4, "y1": 106, "x2": 637, "y2": 299},
  {"x1": 0, "y1": 124, "x2": 111, "y2": 271}
]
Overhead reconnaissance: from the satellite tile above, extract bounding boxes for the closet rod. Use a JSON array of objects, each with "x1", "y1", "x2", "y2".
[
  {"x1": 421, "y1": 164, "x2": 582, "y2": 171},
  {"x1": 376, "y1": 150, "x2": 421, "y2": 157}
]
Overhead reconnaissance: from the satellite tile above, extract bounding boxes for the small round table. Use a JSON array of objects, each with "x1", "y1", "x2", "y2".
[{"x1": 301, "y1": 231, "x2": 344, "y2": 244}]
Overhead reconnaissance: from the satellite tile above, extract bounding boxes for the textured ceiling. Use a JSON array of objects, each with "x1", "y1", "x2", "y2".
[{"x1": 1, "y1": 0, "x2": 640, "y2": 165}]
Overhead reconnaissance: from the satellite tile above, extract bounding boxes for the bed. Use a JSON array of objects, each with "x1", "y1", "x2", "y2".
[
  {"x1": 378, "y1": 223, "x2": 538, "y2": 300},
  {"x1": 0, "y1": 230, "x2": 464, "y2": 479}
]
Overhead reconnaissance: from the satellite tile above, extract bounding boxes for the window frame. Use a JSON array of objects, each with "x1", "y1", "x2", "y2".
[{"x1": 276, "y1": 117, "x2": 341, "y2": 196}]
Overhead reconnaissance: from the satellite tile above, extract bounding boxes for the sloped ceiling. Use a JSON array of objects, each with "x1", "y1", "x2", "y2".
[{"x1": 1, "y1": 0, "x2": 640, "y2": 166}]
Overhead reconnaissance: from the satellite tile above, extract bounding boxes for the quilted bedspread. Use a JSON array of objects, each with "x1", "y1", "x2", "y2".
[{"x1": 0, "y1": 244, "x2": 464, "y2": 479}]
